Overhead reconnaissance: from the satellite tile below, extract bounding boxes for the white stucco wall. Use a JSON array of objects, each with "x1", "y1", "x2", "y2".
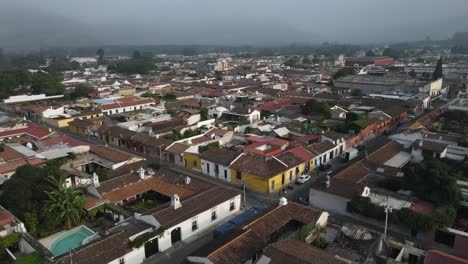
[
  {"x1": 157, "y1": 195, "x2": 241, "y2": 252},
  {"x1": 108, "y1": 247, "x2": 145, "y2": 264},
  {"x1": 201, "y1": 159, "x2": 231, "y2": 182}
]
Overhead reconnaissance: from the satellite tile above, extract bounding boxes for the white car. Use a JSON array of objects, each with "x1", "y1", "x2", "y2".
[{"x1": 297, "y1": 174, "x2": 311, "y2": 184}]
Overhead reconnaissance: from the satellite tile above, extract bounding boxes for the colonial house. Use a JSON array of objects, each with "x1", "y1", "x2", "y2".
[
  {"x1": 200, "y1": 148, "x2": 240, "y2": 182},
  {"x1": 229, "y1": 146, "x2": 315, "y2": 194},
  {"x1": 187, "y1": 201, "x2": 327, "y2": 264}
]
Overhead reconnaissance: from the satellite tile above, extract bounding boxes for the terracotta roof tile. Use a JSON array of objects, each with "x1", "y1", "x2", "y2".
[
  {"x1": 263, "y1": 239, "x2": 349, "y2": 264},
  {"x1": 200, "y1": 148, "x2": 239, "y2": 166}
]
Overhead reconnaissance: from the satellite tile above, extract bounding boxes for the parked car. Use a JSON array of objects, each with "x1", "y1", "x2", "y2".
[{"x1": 296, "y1": 174, "x2": 311, "y2": 184}]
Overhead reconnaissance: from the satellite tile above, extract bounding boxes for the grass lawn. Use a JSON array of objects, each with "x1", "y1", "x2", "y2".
[{"x1": 15, "y1": 253, "x2": 43, "y2": 264}]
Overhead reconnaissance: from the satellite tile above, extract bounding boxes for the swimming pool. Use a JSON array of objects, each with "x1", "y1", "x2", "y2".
[{"x1": 50, "y1": 226, "x2": 95, "y2": 256}]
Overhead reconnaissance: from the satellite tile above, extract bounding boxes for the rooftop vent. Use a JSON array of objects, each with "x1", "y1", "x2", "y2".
[
  {"x1": 171, "y1": 194, "x2": 182, "y2": 210},
  {"x1": 279, "y1": 197, "x2": 288, "y2": 206},
  {"x1": 185, "y1": 176, "x2": 191, "y2": 185}
]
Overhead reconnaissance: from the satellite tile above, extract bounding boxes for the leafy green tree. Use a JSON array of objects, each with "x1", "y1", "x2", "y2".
[
  {"x1": 46, "y1": 178, "x2": 85, "y2": 229},
  {"x1": 403, "y1": 160, "x2": 460, "y2": 205},
  {"x1": 172, "y1": 129, "x2": 181, "y2": 141},
  {"x1": 408, "y1": 70, "x2": 417, "y2": 78},
  {"x1": 24, "y1": 212, "x2": 38, "y2": 236},
  {"x1": 365, "y1": 50, "x2": 376, "y2": 56},
  {"x1": 433, "y1": 205, "x2": 457, "y2": 228},
  {"x1": 301, "y1": 99, "x2": 331, "y2": 118},
  {"x1": 107, "y1": 57, "x2": 157, "y2": 75},
  {"x1": 0, "y1": 165, "x2": 51, "y2": 219},
  {"x1": 68, "y1": 84, "x2": 95, "y2": 99},
  {"x1": 200, "y1": 107, "x2": 208, "y2": 121},
  {"x1": 31, "y1": 72, "x2": 65, "y2": 96},
  {"x1": 382, "y1": 48, "x2": 402, "y2": 59},
  {"x1": 333, "y1": 67, "x2": 355, "y2": 79},
  {"x1": 432, "y1": 57, "x2": 443, "y2": 80},
  {"x1": 182, "y1": 129, "x2": 199, "y2": 138}
]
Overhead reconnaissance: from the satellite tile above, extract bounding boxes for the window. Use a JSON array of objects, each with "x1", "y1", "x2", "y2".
[
  {"x1": 192, "y1": 220, "x2": 198, "y2": 231},
  {"x1": 211, "y1": 210, "x2": 217, "y2": 221},
  {"x1": 236, "y1": 171, "x2": 241, "y2": 180},
  {"x1": 230, "y1": 201, "x2": 235, "y2": 211},
  {"x1": 289, "y1": 172, "x2": 292, "y2": 181},
  {"x1": 271, "y1": 180, "x2": 275, "y2": 191},
  {"x1": 193, "y1": 160, "x2": 197, "y2": 167},
  {"x1": 119, "y1": 258, "x2": 125, "y2": 264},
  {"x1": 224, "y1": 170, "x2": 228, "y2": 179}
]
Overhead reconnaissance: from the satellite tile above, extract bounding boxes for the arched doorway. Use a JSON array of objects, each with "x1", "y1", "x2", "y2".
[
  {"x1": 171, "y1": 227, "x2": 181, "y2": 244},
  {"x1": 144, "y1": 238, "x2": 159, "y2": 258}
]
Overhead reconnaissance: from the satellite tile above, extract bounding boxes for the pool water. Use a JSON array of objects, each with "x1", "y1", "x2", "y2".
[{"x1": 50, "y1": 226, "x2": 95, "y2": 256}]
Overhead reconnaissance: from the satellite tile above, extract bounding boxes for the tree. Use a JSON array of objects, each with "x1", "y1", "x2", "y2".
[
  {"x1": 433, "y1": 205, "x2": 457, "y2": 228},
  {"x1": 24, "y1": 212, "x2": 38, "y2": 236},
  {"x1": 365, "y1": 50, "x2": 376, "y2": 56},
  {"x1": 432, "y1": 57, "x2": 443, "y2": 80},
  {"x1": 31, "y1": 72, "x2": 65, "y2": 96},
  {"x1": 200, "y1": 107, "x2": 208, "y2": 121},
  {"x1": 214, "y1": 70, "x2": 223, "y2": 81},
  {"x1": 408, "y1": 70, "x2": 417, "y2": 78},
  {"x1": 403, "y1": 160, "x2": 460, "y2": 205},
  {"x1": 96, "y1": 48, "x2": 105, "y2": 64},
  {"x1": 382, "y1": 48, "x2": 402, "y2": 59},
  {"x1": 0, "y1": 165, "x2": 51, "y2": 220},
  {"x1": 68, "y1": 84, "x2": 94, "y2": 99},
  {"x1": 172, "y1": 129, "x2": 181, "y2": 141},
  {"x1": 333, "y1": 67, "x2": 355, "y2": 80},
  {"x1": 301, "y1": 99, "x2": 331, "y2": 118},
  {"x1": 182, "y1": 129, "x2": 199, "y2": 138},
  {"x1": 45, "y1": 178, "x2": 85, "y2": 229},
  {"x1": 302, "y1": 56, "x2": 312, "y2": 64},
  {"x1": 132, "y1": 50, "x2": 142, "y2": 59}
]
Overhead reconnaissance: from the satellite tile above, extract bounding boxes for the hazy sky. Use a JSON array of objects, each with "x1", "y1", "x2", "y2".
[{"x1": 2, "y1": 0, "x2": 468, "y2": 48}]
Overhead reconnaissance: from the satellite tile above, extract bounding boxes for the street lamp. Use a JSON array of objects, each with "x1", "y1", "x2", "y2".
[{"x1": 384, "y1": 196, "x2": 392, "y2": 236}]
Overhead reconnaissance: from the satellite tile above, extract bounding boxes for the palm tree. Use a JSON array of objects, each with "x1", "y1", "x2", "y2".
[
  {"x1": 300, "y1": 223, "x2": 327, "y2": 248},
  {"x1": 46, "y1": 178, "x2": 85, "y2": 229}
]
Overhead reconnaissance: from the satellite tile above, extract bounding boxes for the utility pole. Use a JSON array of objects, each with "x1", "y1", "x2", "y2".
[
  {"x1": 243, "y1": 174, "x2": 246, "y2": 208},
  {"x1": 384, "y1": 196, "x2": 392, "y2": 236}
]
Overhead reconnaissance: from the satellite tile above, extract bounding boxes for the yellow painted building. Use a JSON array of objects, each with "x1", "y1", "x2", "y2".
[
  {"x1": 44, "y1": 112, "x2": 103, "y2": 128},
  {"x1": 229, "y1": 149, "x2": 315, "y2": 194},
  {"x1": 118, "y1": 87, "x2": 137, "y2": 96},
  {"x1": 183, "y1": 153, "x2": 201, "y2": 171}
]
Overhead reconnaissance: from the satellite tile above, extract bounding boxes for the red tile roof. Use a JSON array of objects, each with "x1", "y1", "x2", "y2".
[
  {"x1": 101, "y1": 98, "x2": 155, "y2": 110},
  {"x1": 40, "y1": 135, "x2": 91, "y2": 148},
  {"x1": 425, "y1": 250, "x2": 468, "y2": 264},
  {"x1": 0, "y1": 158, "x2": 46, "y2": 174},
  {"x1": 0, "y1": 124, "x2": 51, "y2": 140},
  {"x1": 0, "y1": 209, "x2": 15, "y2": 226}
]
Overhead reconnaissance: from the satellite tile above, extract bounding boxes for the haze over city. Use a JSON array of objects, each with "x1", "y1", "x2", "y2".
[{"x1": 2, "y1": 0, "x2": 468, "y2": 50}]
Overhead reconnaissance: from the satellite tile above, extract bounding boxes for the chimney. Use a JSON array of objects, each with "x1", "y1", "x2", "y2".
[
  {"x1": 279, "y1": 197, "x2": 288, "y2": 206},
  {"x1": 248, "y1": 108, "x2": 251, "y2": 114},
  {"x1": 326, "y1": 175, "x2": 331, "y2": 189},
  {"x1": 138, "y1": 167, "x2": 146, "y2": 179},
  {"x1": 92, "y1": 172, "x2": 100, "y2": 187},
  {"x1": 185, "y1": 176, "x2": 191, "y2": 185},
  {"x1": 171, "y1": 194, "x2": 182, "y2": 210},
  {"x1": 230, "y1": 105, "x2": 235, "y2": 111},
  {"x1": 418, "y1": 140, "x2": 423, "y2": 147}
]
